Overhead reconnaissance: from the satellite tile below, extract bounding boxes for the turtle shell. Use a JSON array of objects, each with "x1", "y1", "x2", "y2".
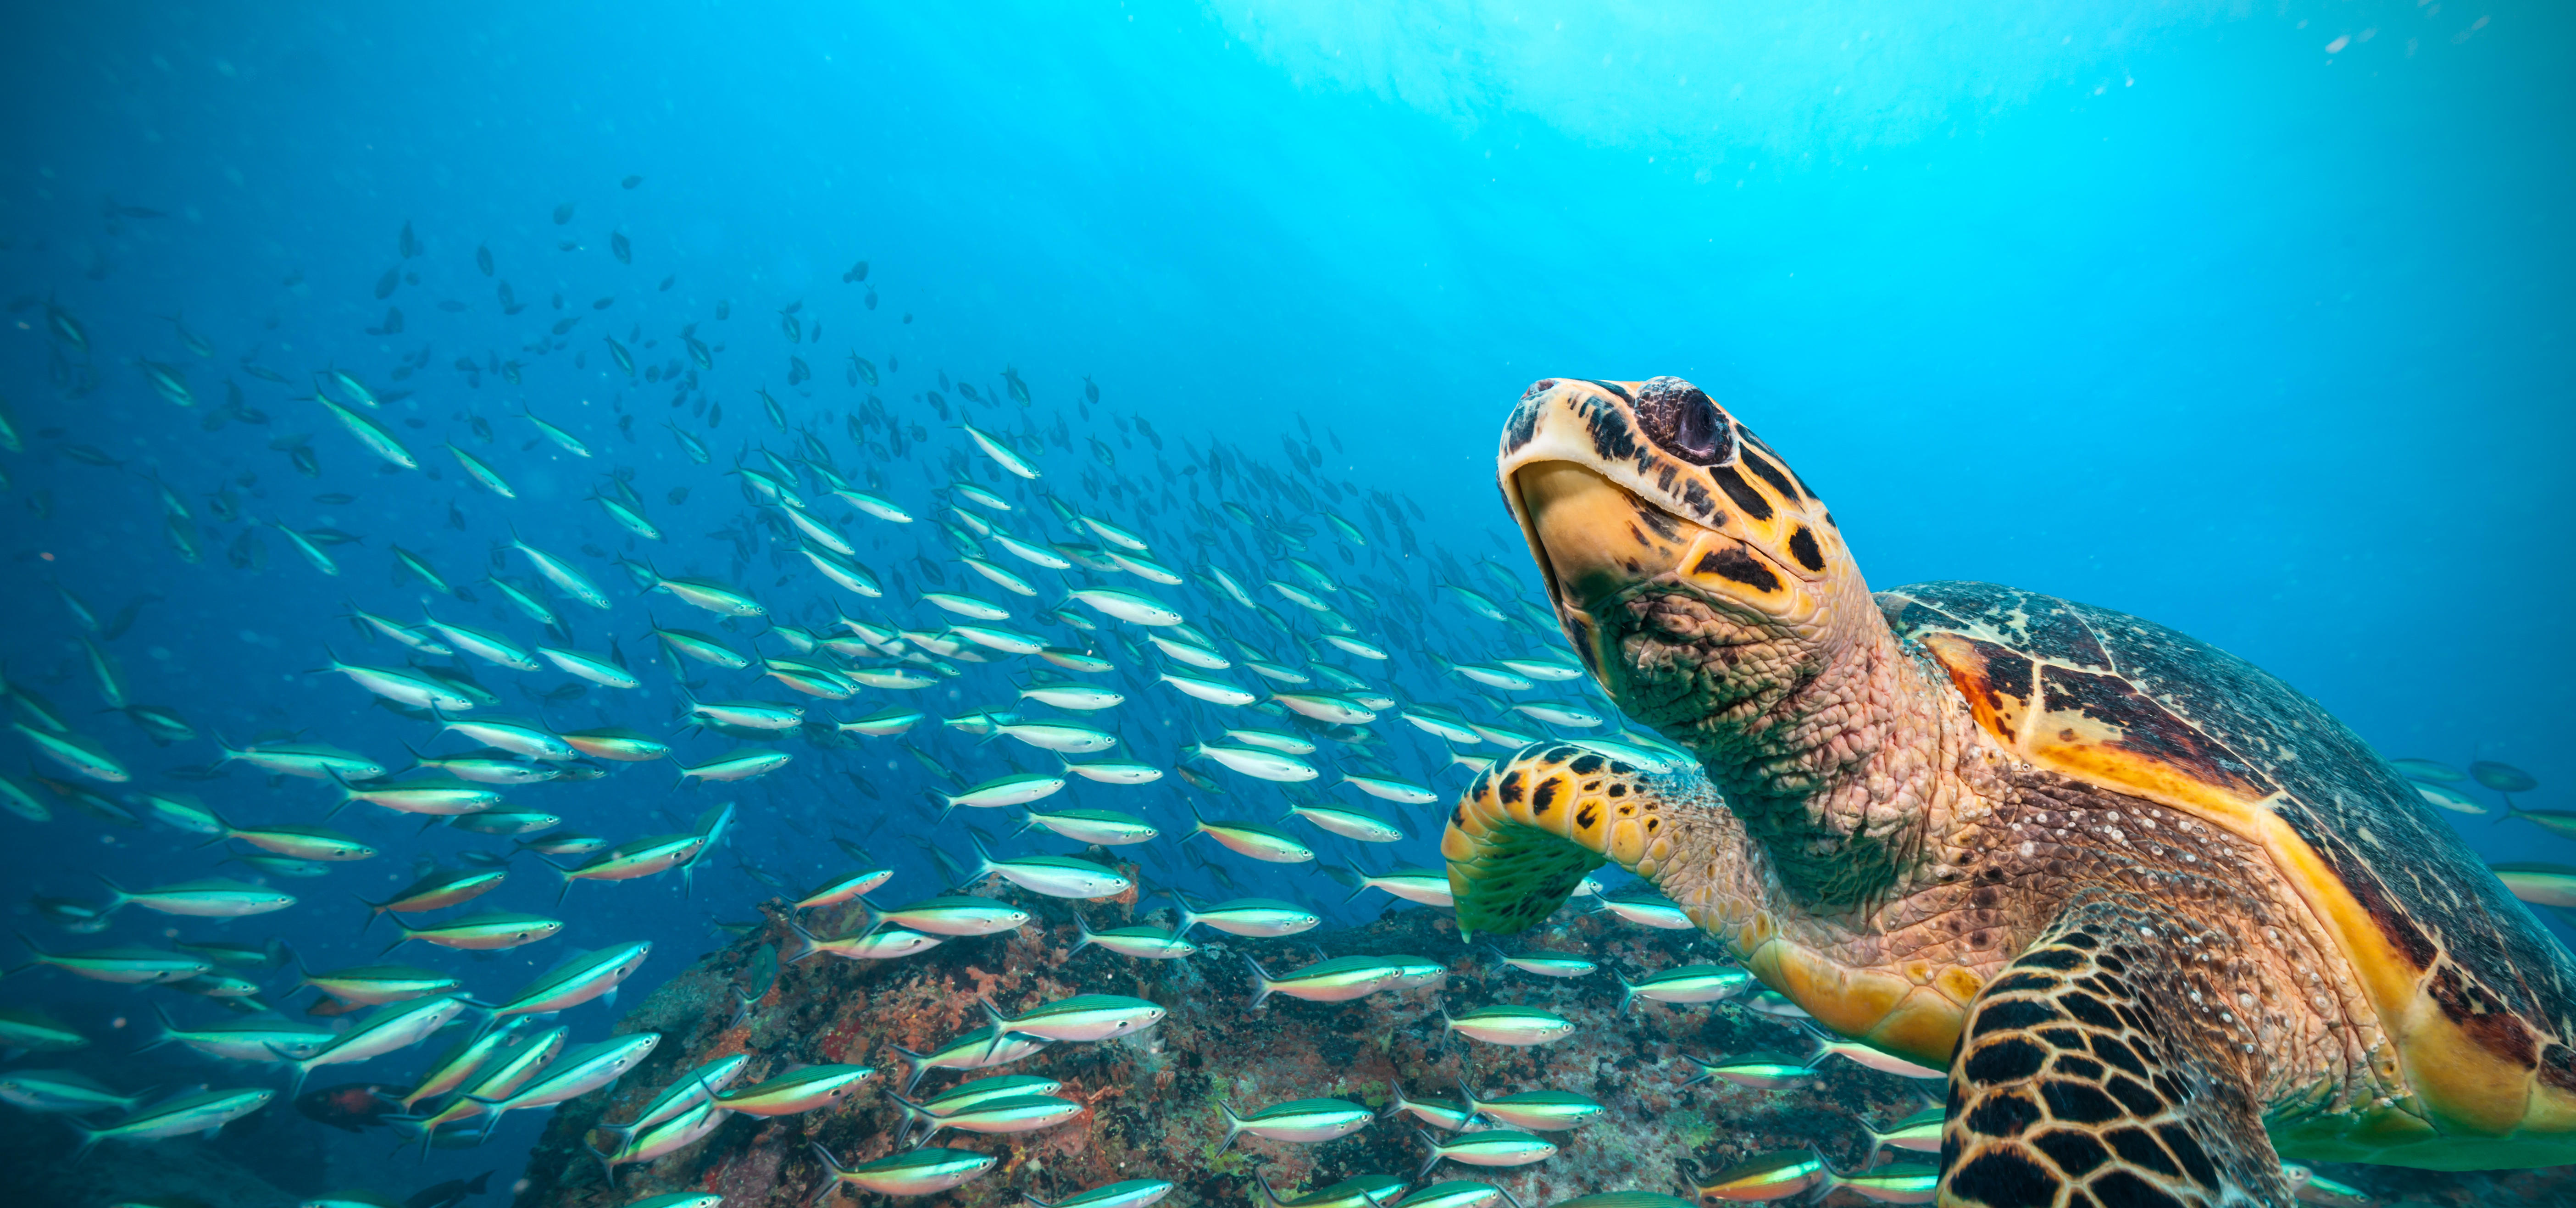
[{"x1": 1882, "y1": 580, "x2": 2576, "y2": 1168}]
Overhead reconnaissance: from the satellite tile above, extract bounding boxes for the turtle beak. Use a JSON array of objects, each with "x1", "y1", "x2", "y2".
[
  {"x1": 1510, "y1": 460, "x2": 1710, "y2": 686},
  {"x1": 1513, "y1": 459, "x2": 1712, "y2": 617},
  {"x1": 1512, "y1": 462, "x2": 1654, "y2": 616}
]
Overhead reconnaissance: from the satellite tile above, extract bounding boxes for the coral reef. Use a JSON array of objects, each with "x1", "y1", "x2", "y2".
[{"x1": 513, "y1": 881, "x2": 2576, "y2": 1208}]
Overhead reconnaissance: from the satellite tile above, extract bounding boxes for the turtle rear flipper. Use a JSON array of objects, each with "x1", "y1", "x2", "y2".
[{"x1": 1945, "y1": 891, "x2": 2292, "y2": 1208}]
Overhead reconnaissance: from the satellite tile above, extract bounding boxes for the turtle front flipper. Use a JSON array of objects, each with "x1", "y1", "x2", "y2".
[
  {"x1": 1443, "y1": 741, "x2": 1743, "y2": 941},
  {"x1": 1945, "y1": 890, "x2": 2293, "y2": 1208}
]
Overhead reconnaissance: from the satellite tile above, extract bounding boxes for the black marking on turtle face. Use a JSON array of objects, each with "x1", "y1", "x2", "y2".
[
  {"x1": 1691, "y1": 546, "x2": 1779, "y2": 593},
  {"x1": 1635, "y1": 507, "x2": 1680, "y2": 542},
  {"x1": 1708, "y1": 465, "x2": 1774, "y2": 520},
  {"x1": 2038, "y1": 1027, "x2": 2086, "y2": 1051},
  {"x1": 1574, "y1": 802, "x2": 1599, "y2": 830},
  {"x1": 1579, "y1": 393, "x2": 1641, "y2": 464},
  {"x1": 2051, "y1": 1053, "x2": 2105, "y2": 1080},
  {"x1": 1497, "y1": 771, "x2": 1525, "y2": 806},
  {"x1": 1677, "y1": 479, "x2": 1717, "y2": 521},
  {"x1": 1632, "y1": 377, "x2": 1733, "y2": 466},
  {"x1": 1734, "y1": 421, "x2": 1782, "y2": 462},
  {"x1": 1787, "y1": 526, "x2": 1825, "y2": 572},
  {"x1": 1738, "y1": 446, "x2": 1797, "y2": 499},
  {"x1": 1568, "y1": 753, "x2": 1605, "y2": 775},
  {"x1": 1948, "y1": 1147, "x2": 2060, "y2": 1208},
  {"x1": 1580, "y1": 379, "x2": 1634, "y2": 403},
  {"x1": 2030, "y1": 1129, "x2": 2110, "y2": 1177},
  {"x1": 1503, "y1": 390, "x2": 1545, "y2": 455},
  {"x1": 1606, "y1": 783, "x2": 1627, "y2": 798},
  {"x1": 1529, "y1": 776, "x2": 1562, "y2": 817}
]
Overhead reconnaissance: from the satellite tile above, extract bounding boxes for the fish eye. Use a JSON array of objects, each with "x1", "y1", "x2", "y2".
[{"x1": 1633, "y1": 376, "x2": 1734, "y2": 467}]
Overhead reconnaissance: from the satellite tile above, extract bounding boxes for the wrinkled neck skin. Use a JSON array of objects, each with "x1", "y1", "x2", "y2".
[{"x1": 1606, "y1": 583, "x2": 1988, "y2": 913}]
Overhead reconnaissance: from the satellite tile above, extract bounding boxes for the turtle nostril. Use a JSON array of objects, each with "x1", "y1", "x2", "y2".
[{"x1": 1634, "y1": 376, "x2": 1734, "y2": 467}]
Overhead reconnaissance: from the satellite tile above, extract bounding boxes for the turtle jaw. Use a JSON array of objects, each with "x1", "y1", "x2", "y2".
[
  {"x1": 1503, "y1": 440, "x2": 1845, "y2": 706},
  {"x1": 1509, "y1": 459, "x2": 1815, "y2": 723}
]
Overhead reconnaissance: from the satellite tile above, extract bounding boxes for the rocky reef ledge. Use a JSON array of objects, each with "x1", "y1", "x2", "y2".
[{"x1": 512, "y1": 885, "x2": 2566, "y2": 1208}]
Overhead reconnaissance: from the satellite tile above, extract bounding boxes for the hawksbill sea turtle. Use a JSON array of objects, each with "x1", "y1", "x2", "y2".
[{"x1": 1443, "y1": 376, "x2": 2576, "y2": 1205}]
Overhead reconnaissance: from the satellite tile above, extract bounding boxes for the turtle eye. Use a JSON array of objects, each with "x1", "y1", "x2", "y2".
[{"x1": 1634, "y1": 376, "x2": 1733, "y2": 467}]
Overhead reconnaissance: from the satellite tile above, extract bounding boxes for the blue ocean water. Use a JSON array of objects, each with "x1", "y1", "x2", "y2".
[{"x1": 0, "y1": 0, "x2": 2567, "y2": 1200}]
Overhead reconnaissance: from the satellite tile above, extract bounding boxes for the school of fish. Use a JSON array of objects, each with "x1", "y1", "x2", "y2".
[{"x1": 4, "y1": 188, "x2": 2513, "y2": 1208}]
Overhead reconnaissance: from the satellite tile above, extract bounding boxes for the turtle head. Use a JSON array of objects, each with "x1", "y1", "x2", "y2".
[{"x1": 1497, "y1": 377, "x2": 1873, "y2": 736}]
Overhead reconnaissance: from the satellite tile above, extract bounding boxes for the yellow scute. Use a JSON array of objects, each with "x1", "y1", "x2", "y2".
[{"x1": 2258, "y1": 810, "x2": 2576, "y2": 1163}]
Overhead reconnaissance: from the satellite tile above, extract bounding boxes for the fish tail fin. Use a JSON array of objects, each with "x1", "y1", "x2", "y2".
[
  {"x1": 1615, "y1": 969, "x2": 1642, "y2": 1014},
  {"x1": 888, "y1": 1043, "x2": 930, "y2": 1095},
  {"x1": 66, "y1": 1117, "x2": 106, "y2": 1165},
  {"x1": 90, "y1": 872, "x2": 129, "y2": 912},
  {"x1": 587, "y1": 1137, "x2": 620, "y2": 1190},
  {"x1": 1216, "y1": 1100, "x2": 1244, "y2": 1153},
  {"x1": 273, "y1": 1047, "x2": 314, "y2": 1102},
  {"x1": 133, "y1": 1002, "x2": 179, "y2": 1053},
  {"x1": 807, "y1": 1140, "x2": 849, "y2": 1178},
  {"x1": 1415, "y1": 1128, "x2": 1445, "y2": 1180},
  {"x1": 1795, "y1": 1020, "x2": 1834, "y2": 1065},
  {"x1": 1324, "y1": 857, "x2": 1367, "y2": 899},
  {"x1": 884, "y1": 1088, "x2": 929, "y2": 1122},
  {"x1": 1242, "y1": 954, "x2": 1274, "y2": 1010},
  {"x1": 974, "y1": 997, "x2": 1012, "y2": 1060},
  {"x1": 1379, "y1": 1080, "x2": 1410, "y2": 1119},
  {"x1": 782, "y1": 918, "x2": 823, "y2": 964},
  {"x1": 1069, "y1": 911, "x2": 1096, "y2": 954}
]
